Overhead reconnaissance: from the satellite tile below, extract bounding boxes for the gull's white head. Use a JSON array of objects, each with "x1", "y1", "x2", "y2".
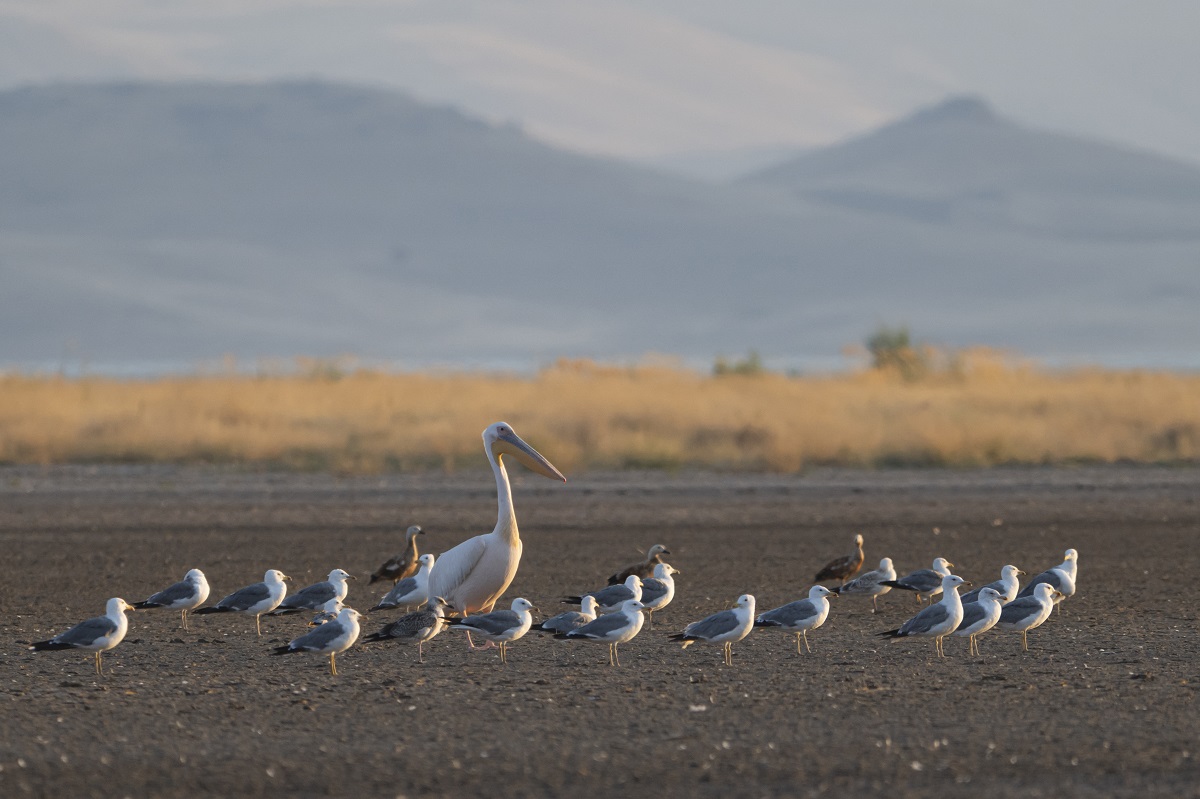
[
  {"x1": 417, "y1": 554, "x2": 436, "y2": 569},
  {"x1": 321, "y1": 598, "x2": 344, "y2": 613},
  {"x1": 621, "y1": 600, "x2": 646, "y2": 613},
  {"x1": 580, "y1": 595, "x2": 600, "y2": 615},
  {"x1": 1003, "y1": 564, "x2": 1024, "y2": 578},
  {"x1": 107, "y1": 597, "x2": 135, "y2": 616},
  {"x1": 1035, "y1": 583, "x2": 1057, "y2": 600},
  {"x1": 329, "y1": 568, "x2": 354, "y2": 583},
  {"x1": 337, "y1": 608, "x2": 361, "y2": 624},
  {"x1": 185, "y1": 568, "x2": 207, "y2": 583},
  {"x1": 809, "y1": 585, "x2": 837, "y2": 600},
  {"x1": 933, "y1": 557, "x2": 954, "y2": 573},
  {"x1": 625, "y1": 575, "x2": 643, "y2": 589},
  {"x1": 736, "y1": 594, "x2": 755, "y2": 610},
  {"x1": 483, "y1": 422, "x2": 566, "y2": 482},
  {"x1": 511, "y1": 597, "x2": 539, "y2": 614},
  {"x1": 428, "y1": 596, "x2": 451, "y2": 613},
  {"x1": 265, "y1": 569, "x2": 289, "y2": 584},
  {"x1": 878, "y1": 557, "x2": 893, "y2": 571},
  {"x1": 1064, "y1": 549, "x2": 1078, "y2": 562},
  {"x1": 942, "y1": 574, "x2": 969, "y2": 591},
  {"x1": 652, "y1": 563, "x2": 679, "y2": 579},
  {"x1": 978, "y1": 587, "x2": 1003, "y2": 603},
  {"x1": 406, "y1": 525, "x2": 424, "y2": 538}
]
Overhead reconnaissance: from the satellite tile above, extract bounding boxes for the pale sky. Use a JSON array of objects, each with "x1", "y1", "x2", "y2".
[{"x1": 2, "y1": 1, "x2": 1198, "y2": 167}]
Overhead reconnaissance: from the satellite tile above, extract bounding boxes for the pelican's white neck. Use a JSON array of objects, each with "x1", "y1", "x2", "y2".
[{"x1": 489, "y1": 448, "x2": 519, "y2": 544}]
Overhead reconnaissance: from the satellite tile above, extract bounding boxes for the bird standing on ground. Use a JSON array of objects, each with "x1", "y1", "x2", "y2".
[
  {"x1": 557, "y1": 599, "x2": 645, "y2": 666},
  {"x1": 997, "y1": 583, "x2": 1061, "y2": 650},
  {"x1": 878, "y1": 574, "x2": 970, "y2": 657},
  {"x1": 881, "y1": 557, "x2": 955, "y2": 606},
  {"x1": 446, "y1": 597, "x2": 538, "y2": 664},
  {"x1": 834, "y1": 557, "x2": 896, "y2": 613},
  {"x1": 369, "y1": 525, "x2": 426, "y2": 584},
  {"x1": 607, "y1": 544, "x2": 671, "y2": 585},
  {"x1": 953, "y1": 586, "x2": 1005, "y2": 655},
  {"x1": 671, "y1": 594, "x2": 756, "y2": 666},
  {"x1": 30, "y1": 597, "x2": 135, "y2": 675},
  {"x1": 755, "y1": 585, "x2": 837, "y2": 654},
  {"x1": 194, "y1": 569, "x2": 290, "y2": 636},
  {"x1": 427, "y1": 423, "x2": 565, "y2": 631},
  {"x1": 361, "y1": 597, "x2": 451, "y2": 661},
  {"x1": 639, "y1": 563, "x2": 679, "y2": 629},
  {"x1": 271, "y1": 568, "x2": 354, "y2": 615},
  {"x1": 1017, "y1": 549, "x2": 1077, "y2": 604},
  {"x1": 370, "y1": 554, "x2": 435, "y2": 612},
  {"x1": 815, "y1": 534, "x2": 865, "y2": 585},
  {"x1": 133, "y1": 568, "x2": 210, "y2": 630},
  {"x1": 272, "y1": 608, "x2": 362, "y2": 675}
]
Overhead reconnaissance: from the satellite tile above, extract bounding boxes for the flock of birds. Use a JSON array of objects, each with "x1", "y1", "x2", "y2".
[{"x1": 28, "y1": 422, "x2": 1081, "y2": 676}]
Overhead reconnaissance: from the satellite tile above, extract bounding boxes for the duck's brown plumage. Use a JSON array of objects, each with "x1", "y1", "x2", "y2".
[
  {"x1": 370, "y1": 525, "x2": 425, "y2": 584},
  {"x1": 815, "y1": 534, "x2": 865, "y2": 585},
  {"x1": 607, "y1": 544, "x2": 671, "y2": 585}
]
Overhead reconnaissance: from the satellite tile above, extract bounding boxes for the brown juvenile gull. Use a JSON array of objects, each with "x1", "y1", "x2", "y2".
[
  {"x1": 272, "y1": 608, "x2": 362, "y2": 675},
  {"x1": 369, "y1": 525, "x2": 426, "y2": 584},
  {"x1": 30, "y1": 597, "x2": 135, "y2": 676},
  {"x1": 834, "y1": 557, "x2": 897, "y2": 613},
  {"x1": 815, "y1": 533, "x2": 865, "y2": 585},
  {"x1": 881, "y1": 557, "x2": 955, "y2": 606},
  {"x1": 878, "y1": 574, "x2": 970, "y2": 657},
  {"x1": 194, "y1": 569, "x2": 290, "y2": 636},
  {"x1": 133, "y1": 568, "x2": 210, "y2": 630},
  {"x1": 607, "y1": 544, "x2": 671, "y2": 585},
  {"x1": 361, "y1": 597, "x2": 451, "y2": 662},
  {"x1": 671, "y1": 594, "x2": 756, "y2": 667}
]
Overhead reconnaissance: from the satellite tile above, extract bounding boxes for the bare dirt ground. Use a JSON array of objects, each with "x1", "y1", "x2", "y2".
[{"x1": 1, "y1": 464, "x2": 1197, "y2": 798}]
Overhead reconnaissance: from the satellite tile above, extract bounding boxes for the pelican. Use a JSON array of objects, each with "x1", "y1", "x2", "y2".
[{"x1": 428, "y1": 423, "x2": 565, "y2": 642}]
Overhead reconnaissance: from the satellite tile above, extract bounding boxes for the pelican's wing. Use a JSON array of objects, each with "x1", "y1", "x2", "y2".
[{"x1": 428, "y1": 536, "x2": 489, "y2": 606}]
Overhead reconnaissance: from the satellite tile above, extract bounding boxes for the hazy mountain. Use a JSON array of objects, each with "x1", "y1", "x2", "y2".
[{"x1": 1, "y1": 82, "x2": 1197, "y2": 371}]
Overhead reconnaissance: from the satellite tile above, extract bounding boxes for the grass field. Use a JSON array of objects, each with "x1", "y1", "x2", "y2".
[{"x1": 1, "y1": 353, "x2": 1198, "y2": 472}]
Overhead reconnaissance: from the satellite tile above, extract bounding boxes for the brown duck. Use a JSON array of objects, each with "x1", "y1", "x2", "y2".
[
  {"x1": 814, "y1": 534, "x2": 865, "y2": 585},
  {"x1": 607, "y1": 543, "x2": 671, "y2": 585},
  {"x1": 369, "y1": 525, "x2": 425, "y2": 584}
]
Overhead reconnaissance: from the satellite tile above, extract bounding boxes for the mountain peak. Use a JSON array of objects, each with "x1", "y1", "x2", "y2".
[{"x1": 907, "y1": 95, "x2": 998, "y2": 125}]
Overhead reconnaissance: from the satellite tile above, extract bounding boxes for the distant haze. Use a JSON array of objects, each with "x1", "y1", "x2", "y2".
[{"x1": 1, "y1": 82, "x2": 1198, "y2": 372}]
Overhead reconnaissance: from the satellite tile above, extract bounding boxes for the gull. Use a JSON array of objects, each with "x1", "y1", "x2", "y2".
[
  {"x1": 557, "y1": 599, "x2": 645, "y2": 666},
  {"x1": 881, "y1": 557, "x2": 955, "y2": 606},
  {"x1": 953, "y1": 587, "x2": 1005, "y2": 655},
  {"x1": 369, "y1": 554, "x2": 435, "y2": 612},
  {"x1": 272, "y1": 608, "x2": 362, "y2": 675},
  {"x1": 563, "y1": 575, "x2": 643, "y2": 613},
  {"x1": 446, "y1": 598, "x2": 538, "y2": 664},
  {"x1": 878, "y1": 575, "x2": 970, "y2": 657},
  {"x1": 369, "y1": 525, "x2": 426, "y2": 584},
  {"x1": 538, "y1": 595, "x2": 600, "y2": 634},
  {"x1": 309, "y1": 598, "x2": 345, "y2": 626},
  {"x1": 962, "y1": 565, "x2": 1024, "y2": 605},
  {"x1": 428, "y1": 423, "x2": 565, "y2": 627},
  {"x1": 815, "y1": 533, "x2": 865, "y2": 585},
  {"x1": 133, "y1": 568, "x2": 210, "y2": 630},
  {"x1": 639, "y1": 563, "x2": 679, "y2": 629},
  {"x1": 834, "y1": 557, "x2": 897, "y2": 612},
  {"x1": 271, "y1": 568, "x2": 354, "y2": 615},
  {"x1": 754, "y1": 585, "x2": 837, "y2": 654},
  {"x1": 607, "y1": 544, "x2": 671, "y2": 585},
  {"x1": 671, "y1": 594, "x2": 756, "y2": 666},
  {"x1": 30, "y1": 598, "x2": 135, "y2": 676},
  {"x1": 194, "y1": 569, "x2": 290, "y2": 636},
  {"x1": 361, "y1": 597, "x2": 451, "y2": 662},
  {"x1": 997, "y1": 583, "x2": 1061, "y2": 651},
  {"x1": 1017, "y1": 549, "x2": 1078, "y2": 604}
]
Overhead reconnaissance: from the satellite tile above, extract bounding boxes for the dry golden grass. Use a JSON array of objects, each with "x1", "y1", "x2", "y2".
[{"x1": 1, "y1": 352, "x2": 1198, "y2": 473}]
